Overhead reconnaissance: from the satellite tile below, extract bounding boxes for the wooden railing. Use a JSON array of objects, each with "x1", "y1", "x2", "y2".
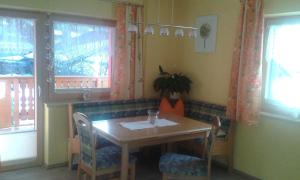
[
  {"x1": 55, "y1": 76, "x2": 109, "y2": 89},
  {"x1": 0, "y1": 76, "x2": 109, "y2": 129},
  {"x1": 0, "y1": 76, "x2": 35, "y2": 129}
]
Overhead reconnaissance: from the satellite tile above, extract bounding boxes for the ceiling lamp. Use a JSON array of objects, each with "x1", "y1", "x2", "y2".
[
  {"x1": 175, "y1": 28, "x2": 184, "y2": 38},
  {"x1": 144, "y1": 24, "x2": 155, "y2": 35},
  {"x1": 160, "y1": 26, "x2": 170, "y2": 36},
  {"x1": 128, "y1": 0, "x2": 199, "y2": 38},
  {"x1": 189, "y1": 29, "x2": 198, "y2": 38},
  {"x1": 128, "y1": 24, "x2": 138, "y2": 33}
]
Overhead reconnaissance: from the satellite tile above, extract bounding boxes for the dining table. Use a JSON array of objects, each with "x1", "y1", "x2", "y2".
[{"x1": 92, "y1": 114, "x2": 211, "y2": 180}]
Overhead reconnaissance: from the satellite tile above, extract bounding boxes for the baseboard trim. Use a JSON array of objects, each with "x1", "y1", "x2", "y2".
[
  {"x1": 43, "y1": 162, "x2": 68, "y2": 169},
  {"x1": 212, "y1": 160, "x2": 261, "y2": 180},
  {"x1": 0, "y1": 162, "x2": 41, "y2": 172},
  {"x1": 233, "y1": 169, "x2": 261, "y2": 180}
]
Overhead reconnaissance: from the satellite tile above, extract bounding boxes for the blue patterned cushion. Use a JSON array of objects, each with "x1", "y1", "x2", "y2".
[
  {"x1": 184, "y1": 100, "x2": 230, "y2": 133},
  {"x1": 96, "y1": 146, "x2": 136, "y2": 169},
  {"x1": 77, "y1": 124, "x2": 93, "y2": 166},
  {"x1": 73, "y1": 98, "x2": 160, "y2": 121},
  {"x1": 159, "y1": 153, "x2": 207, "y2": 176},
  {"x1": 97, "y1": 137, "x2": 114, "y2": 147}
]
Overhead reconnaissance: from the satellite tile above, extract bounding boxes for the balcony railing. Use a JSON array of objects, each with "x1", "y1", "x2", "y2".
[
  {"x1": 55, "y1": 76, "x2": 109, "y2": 89},
  {"x1": 0, "y1": 76, "x2": 109, "y2": 130},
  {"x1": 0, "y1": 76, "x2": 34, "y2": 130}
]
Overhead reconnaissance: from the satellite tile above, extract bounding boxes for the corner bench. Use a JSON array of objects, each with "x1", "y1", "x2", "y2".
[{"x1": 67, "y1": 98, "x2": 234, "y2": 170}]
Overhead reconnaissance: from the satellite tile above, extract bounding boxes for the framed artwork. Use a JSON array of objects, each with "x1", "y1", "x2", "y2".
[{"x1": 195, "y1": 15, "x2": 218, "y2": 53}]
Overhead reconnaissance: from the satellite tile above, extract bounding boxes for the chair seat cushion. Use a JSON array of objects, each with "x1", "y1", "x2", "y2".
[
  {"x1": 96, "y1": 146, "x2": 136, "y2": 169},
  {"x1": 159, "y1": 153, "x2": 207, "y2": 176}
]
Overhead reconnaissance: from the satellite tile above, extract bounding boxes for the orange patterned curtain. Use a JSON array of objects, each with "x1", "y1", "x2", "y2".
[
  {"x1": 111, "y1": 4, "x2": 144, "y2": 100},
  {"x1": 226, "y1": 0, "x2": 264, "y2": 125}
]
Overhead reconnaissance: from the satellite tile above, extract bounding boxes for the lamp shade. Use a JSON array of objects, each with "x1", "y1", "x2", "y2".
[
  {"x1": 175, "y1": 28, "x2": 184, "y2": 37},
  {"x1": 128, "y1": 24, "x2": 138, "y2": 33},
  {"x1": 188, "y1": 29, "x2": 198, "y2": 38},
  {"x1": 144, "y1": 25, "x2": 154, "y2": 35},
  {"x1": 160, "y1": 27, "x2": 170, "y2": 36}
]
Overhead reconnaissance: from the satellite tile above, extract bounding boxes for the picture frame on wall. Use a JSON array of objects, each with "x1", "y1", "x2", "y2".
[{"x1": 195, "y1": 15, "x2": 218, "y2": 53}]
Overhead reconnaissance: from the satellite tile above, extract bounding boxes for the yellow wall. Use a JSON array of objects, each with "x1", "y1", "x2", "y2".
[
  {"x1": 176, "y1": 0, "x2": 300, "y2": 179},
  {"x1": 0, "y1": 0, "x2": 179, "y2": 98},
  {"x1": 44, "y1": 104, "x2": 68, "y2": 166},
  {"x1": 175, "y1": 0, "x2": 240, "y2": 105},
  {"x1": 0, "y1": 0, "x2": 182, "y2": 166},
  {"x1": 265, "y1": 0, "x2": 300, "y2": 15},
  {"x1": 143, "y1": 0, "x2": 181, "y2": 97},
  {"x1": 0, "y1": 0, "x2": 115, "y2": 19},
  {"x1": 3, "y1": 0, "x2": 300, "y2": 179}
]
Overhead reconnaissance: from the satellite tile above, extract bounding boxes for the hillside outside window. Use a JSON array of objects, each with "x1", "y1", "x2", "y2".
[{"x1": 51, "y1": 17, "x2": 115, "y2": 93}]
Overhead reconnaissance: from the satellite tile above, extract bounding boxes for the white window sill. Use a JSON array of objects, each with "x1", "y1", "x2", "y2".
[
  {"x1": 260, "y1": 111, "x2": 300, "y2": 123},
  {"x1": 54, "y1": 88, "x2": 110, "y2": 94}
]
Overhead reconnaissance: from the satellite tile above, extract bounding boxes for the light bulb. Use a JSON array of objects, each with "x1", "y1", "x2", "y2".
[
  {"x1": 188, "y1": 29, "x2": 198, "y2": 38},
  {"x1": 128, "y1": 24, "x2": 138, "y2": 33},
  {"x1": 160, "y1": 27, "x2": 170, "y2": 36},
  {"x1": 175, "y1": 28, "x2": 184, "y2": 37},
  {"x1": 144, "y1": 25, "x2": 154, "y2": 35}
]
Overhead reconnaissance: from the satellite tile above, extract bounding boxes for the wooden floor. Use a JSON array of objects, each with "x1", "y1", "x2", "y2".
[{"x1": 0, "y1": 163, "x2": 247, "y2": 180}]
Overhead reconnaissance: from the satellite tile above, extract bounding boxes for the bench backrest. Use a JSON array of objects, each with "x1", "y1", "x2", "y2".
[{"x1": 68, "y1": 98, "x2": 231, "y2": 138}]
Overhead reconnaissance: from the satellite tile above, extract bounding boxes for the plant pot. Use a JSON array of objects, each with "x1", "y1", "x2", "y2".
[{"x1": 159, "y1": 97, "x2": 184, "y2": 116}]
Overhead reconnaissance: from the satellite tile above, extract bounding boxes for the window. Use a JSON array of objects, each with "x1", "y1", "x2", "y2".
[
  {"x1": 0, "y1": 16, "x2": 34, "y2": 76},
  {"x1": 264, "y1": 17, "x2": 300, "y2": 117},
  {"x1": 51, "y1": 16, "x2": 115, "y2": 92}
]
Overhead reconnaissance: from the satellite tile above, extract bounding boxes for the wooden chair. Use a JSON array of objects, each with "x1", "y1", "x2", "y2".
[
  {"x1": 73, "y1": 112, "x2": 136, "y2": 180},
  {"x1": 177, "y1": 119, "x2": 234, "y2": 172},
  {"x1": 159, "y1": 116, "x2": 221, "y2": 180},
  {"x1": 68, "y1": 106, "x2": 114, "y2": 170}
]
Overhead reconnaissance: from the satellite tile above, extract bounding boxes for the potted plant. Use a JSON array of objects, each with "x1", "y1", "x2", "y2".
[{"x1": 153, "y1": 65, "x2": 192, "y2": 99}]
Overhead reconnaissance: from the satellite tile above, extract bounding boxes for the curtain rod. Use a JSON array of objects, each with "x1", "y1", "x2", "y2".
[
  {"x1": 118, "y1": 2, "x2": 144, "y2": 7},
  {"x1": 99, "y1": 0, "x2": 144, "y2": 7}
]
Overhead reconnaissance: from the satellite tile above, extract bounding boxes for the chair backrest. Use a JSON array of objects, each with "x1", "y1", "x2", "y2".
[
  {"x1": 208, "y1": 116, "x2": 221, "y2": 151},
  {"x1": 206, "y1": 116, "x2": 221, "y2": 177},
  {"x1": 73, "y1": 112, "x2": 96, "y2": 168}
]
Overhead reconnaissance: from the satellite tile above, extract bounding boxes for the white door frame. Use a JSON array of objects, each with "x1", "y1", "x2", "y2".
[{"x1": 0, "y1": 9, "x2": 47, "y2": 171}]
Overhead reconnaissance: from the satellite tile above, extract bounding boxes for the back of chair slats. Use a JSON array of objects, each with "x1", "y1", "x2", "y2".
[
  {"x1": 207, "y1": 116, "x2": 221, "y2": 178},
  {"x1": 73, "y1": 112, "x2": 95, "y2": 168}
]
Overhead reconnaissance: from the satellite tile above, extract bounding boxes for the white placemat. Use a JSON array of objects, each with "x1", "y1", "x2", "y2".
[{"x1": 120, "y1": 119, "x2": 178, "y2": 130}]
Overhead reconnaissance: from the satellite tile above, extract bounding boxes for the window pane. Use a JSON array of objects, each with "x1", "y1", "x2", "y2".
[
  {"x1": 265, "y1": 24, "x2": 300, "y2": 108},
  {"x1": 0, "y1": 17, "x2": 34, "y2": 76},
  {"x1": 53, "y1": 21, "x2": 113, "y2": 90}
]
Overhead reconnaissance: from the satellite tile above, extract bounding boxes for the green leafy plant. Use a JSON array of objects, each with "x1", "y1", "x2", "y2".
[{"x1": 153, "y1": 65, "x2": 192, "y2": 97}]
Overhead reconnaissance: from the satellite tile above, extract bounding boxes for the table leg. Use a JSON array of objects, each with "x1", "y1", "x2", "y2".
[
  {"x1": 121, "y1": 143, "x2": 129, "y2": 180},
  {"x1": 167, "y1": 143, "x2": 173, "y2": 152},
  {"x1": 202, "y1": 131, "x2": 209, "y2": 158}
]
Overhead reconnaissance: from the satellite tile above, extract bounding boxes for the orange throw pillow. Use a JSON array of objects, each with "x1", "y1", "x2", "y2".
[{"x1": 159, "y1": 97, "x2": 184, "y2": 116}]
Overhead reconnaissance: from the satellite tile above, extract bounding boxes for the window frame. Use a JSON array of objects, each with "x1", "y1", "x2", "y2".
[
  {"x1": 48, "y1": 13, "x2": 116, "y2": 95},
  {"x1": 262, "y1": 15, "x2": 300, "y2": 119}
]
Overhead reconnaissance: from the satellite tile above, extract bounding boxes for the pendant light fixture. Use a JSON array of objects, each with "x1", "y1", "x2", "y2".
[{"x1": 127, "y1": 0, "x2": 199, "y2": 38}]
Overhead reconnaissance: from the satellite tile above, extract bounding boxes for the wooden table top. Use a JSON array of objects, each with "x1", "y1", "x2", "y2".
[{"x1": 92, "y1": 114, "x2": 211, "y2": 144}]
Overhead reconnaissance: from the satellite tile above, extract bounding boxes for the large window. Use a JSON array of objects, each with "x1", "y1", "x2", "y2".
[
  {"x1": 264, "y1": 17, "x2": 300, "y2": 117},
  {"x1": 0, "y1": 16, "x2": 34, "y2": 76},
  {"x1": 51, "y1": 16, "x2": 115, "y2": 92}
]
